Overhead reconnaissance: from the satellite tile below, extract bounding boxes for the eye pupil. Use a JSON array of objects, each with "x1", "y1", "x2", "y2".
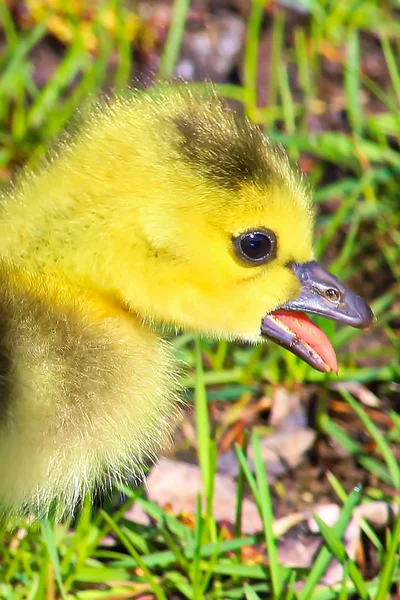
[
  {"x1": 242, "y1": 233, "x2": 271, "y2": 259},
  {"x1": 234, "y1": 230, "x2": 276, "y2": 265}
]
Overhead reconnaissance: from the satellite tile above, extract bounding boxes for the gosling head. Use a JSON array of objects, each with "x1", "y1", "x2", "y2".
[{"x1": 39, "y1": 86, "x2": 374, "y2": 372}]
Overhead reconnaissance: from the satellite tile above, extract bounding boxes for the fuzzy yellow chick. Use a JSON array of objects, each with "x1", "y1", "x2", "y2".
[{"x1": 0, "y1": 85, "x2": 373, "y2": 518}]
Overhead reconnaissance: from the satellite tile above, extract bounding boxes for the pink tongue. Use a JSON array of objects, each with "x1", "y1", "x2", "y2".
[{"x1": 274, "y1": 309, "x2": 338, "y2": 373}]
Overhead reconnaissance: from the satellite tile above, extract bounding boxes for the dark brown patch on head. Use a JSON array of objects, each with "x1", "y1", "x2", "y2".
[{"x1": 172, "y1": 102, "x2": 278, "y2": 191}]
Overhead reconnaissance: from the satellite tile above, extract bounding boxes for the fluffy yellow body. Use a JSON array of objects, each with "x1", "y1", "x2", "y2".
[{"x1": 0, "y1": 86, "x2": 314, "y2": 516}]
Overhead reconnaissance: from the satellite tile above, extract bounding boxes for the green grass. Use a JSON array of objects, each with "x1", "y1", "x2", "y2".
[{"x1": 0, "y1": 0, "x2": 399, "y2": 597}]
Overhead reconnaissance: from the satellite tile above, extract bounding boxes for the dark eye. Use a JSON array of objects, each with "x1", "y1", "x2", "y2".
[{"x1": 234, "y1": 229, "x2": 277, "y2": 265}]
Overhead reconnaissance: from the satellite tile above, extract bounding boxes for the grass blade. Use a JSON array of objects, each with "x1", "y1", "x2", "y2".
[
  {"x1": 39, "y1": 519, "x2": 68, "y2": 600},
  {"x1": 313, "y1": 515, "x2": 368, "y2": 599},
  {"x1": 158, "y1": 0, "x2": 191, "y2": 79},
  {"x1": 252, "y1": 432, "x2": 282, "y2": 598},
  {"x1": 375, "y1": 510, "x2": 400, "y2": 600},
  {"x1": 298, "y1": 485, "x2": 363, "y2": 600},
  {"x1": 342, "y1": 390, "x2": 400, "y2": 491},
  {"x1": 100, "y1": 511, "x2": 168, "y2": 600}
]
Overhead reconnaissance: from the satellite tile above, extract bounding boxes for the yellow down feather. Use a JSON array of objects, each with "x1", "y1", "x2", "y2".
[{"x1": 0, "y1": 85, "x2": 314, "y2": 517}]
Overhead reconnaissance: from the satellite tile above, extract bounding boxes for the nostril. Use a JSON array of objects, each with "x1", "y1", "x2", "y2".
[{"x1": 325, "y1": 288, "x2": 341, "y2": 302}]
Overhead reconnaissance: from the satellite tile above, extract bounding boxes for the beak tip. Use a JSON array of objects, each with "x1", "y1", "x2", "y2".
[
  {"x1": 342, "y1": 293, "x2": 375, "y2": 331},
  {"x1": 317, "y1": 363, "x2": 338, "y2": 375},
  {"x1": 362, "y1": 310, "x2": 376, "y2": 331}
]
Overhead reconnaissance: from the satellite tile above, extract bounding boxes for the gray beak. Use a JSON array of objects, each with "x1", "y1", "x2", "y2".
[
  {"x1": 260, "y1": 261, "x2": 375, "y2": 373},
  {"x1": 280, "y1": 261, "x2": 375, "y2": 329}
]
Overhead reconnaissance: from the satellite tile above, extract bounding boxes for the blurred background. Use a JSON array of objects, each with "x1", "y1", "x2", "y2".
[{"x1": 0, "y1": 1, "x2": 400, "y2": 598}]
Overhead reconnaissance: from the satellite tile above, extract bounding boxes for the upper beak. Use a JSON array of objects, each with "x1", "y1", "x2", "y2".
[{"x1": 260, "y1": 261, "x2": 375, "y2": 373}]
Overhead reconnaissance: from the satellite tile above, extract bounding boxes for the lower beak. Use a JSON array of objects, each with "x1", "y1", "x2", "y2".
[{"x1": 260, "y1": 261, "x2": 375, "y2": 373}]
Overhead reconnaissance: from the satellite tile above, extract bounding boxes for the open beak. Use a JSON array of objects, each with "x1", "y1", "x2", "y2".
[{"x1": 260, "y1": 261, "x2": 375, "y2": 373}]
